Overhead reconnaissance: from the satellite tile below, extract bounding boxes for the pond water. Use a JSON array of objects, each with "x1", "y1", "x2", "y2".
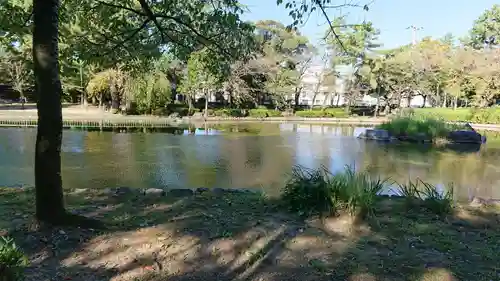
[{"x1": 1, "y1": 123, "x2": 500, "y2": 201}]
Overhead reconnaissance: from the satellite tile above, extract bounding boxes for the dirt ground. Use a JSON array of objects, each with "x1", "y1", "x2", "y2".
[{"x1": 1, "y1": 187, "x2": 499, "y2": 281}]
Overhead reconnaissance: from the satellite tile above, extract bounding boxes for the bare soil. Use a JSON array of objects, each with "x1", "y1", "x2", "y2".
[{"x1": 1, "y1": 187, "x2": 499, "y2": 281}]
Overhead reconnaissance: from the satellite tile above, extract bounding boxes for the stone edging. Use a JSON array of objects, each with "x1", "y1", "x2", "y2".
[{"x1": 96, "y1": 186, "x2": 261, "y2": 197}]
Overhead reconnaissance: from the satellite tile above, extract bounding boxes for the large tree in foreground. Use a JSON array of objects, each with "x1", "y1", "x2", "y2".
[
  {"x1": 27, "y1": 0, "x2": 372, "y2": 225},
  {"x1": 33, "y1": 0, "x2": 65, "y2": 223}
]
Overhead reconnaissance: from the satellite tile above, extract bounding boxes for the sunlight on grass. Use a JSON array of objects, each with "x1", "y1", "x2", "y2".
[
  {"x1": 377, "y1": 116, "x2": 465, "y2": 141},
  {"x1": 282, "y1": 165, "x2": 387, "y2": 218}
]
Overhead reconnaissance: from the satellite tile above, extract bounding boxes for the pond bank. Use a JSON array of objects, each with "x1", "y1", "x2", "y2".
[
  {"x1": 3, "y1": 104, "x2": 500, "y2": 130},
  {"x1": 1, "y1": 187, "x2": 499, "y2": 281},
  {"x1": 3, "y1": 109, "x2": 500, "y2": 131}
]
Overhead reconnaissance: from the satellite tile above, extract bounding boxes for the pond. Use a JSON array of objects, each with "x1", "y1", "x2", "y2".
[{"x1": 1, "y1": 123, "x2": 500, "y2": 201}]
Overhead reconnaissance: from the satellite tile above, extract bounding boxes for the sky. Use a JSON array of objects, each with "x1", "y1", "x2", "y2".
[{"x1": 240, "y1": 0, "x2": 498, "y2": 50}]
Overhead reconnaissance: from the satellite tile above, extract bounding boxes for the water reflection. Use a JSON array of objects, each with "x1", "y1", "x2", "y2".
[{"x1": 0, "y1": 124, "x2": 499, "y2": 200}]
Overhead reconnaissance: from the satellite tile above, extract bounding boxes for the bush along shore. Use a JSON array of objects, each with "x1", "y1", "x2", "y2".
[
  {"x1": 1, "y1": 166, "x2": 500, "y2": 281},
  {"x1": 126, "y1": 104, "x2": 500, "y2": 124},
  {"x1": 358, "y1": 116, "x2": 487, "y2": 144}
]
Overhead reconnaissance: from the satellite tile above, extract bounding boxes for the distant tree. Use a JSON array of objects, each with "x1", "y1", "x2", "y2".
[
  {"x1": 178, "y1": 48, "x2": 224, "y2": 116},
  {"x1": 468, "y1": 4, "x2": 500, "y2": 49},
  {"x1": 0, "y1": 53, "x2": 31, "y2": 103}
]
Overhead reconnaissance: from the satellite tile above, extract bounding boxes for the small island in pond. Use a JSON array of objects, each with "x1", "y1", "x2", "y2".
[{"x1": 358, "y1": 117, "x2": 486, "y2": 144}]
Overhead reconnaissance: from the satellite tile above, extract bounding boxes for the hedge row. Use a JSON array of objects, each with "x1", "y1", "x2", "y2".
[
  {"x1": 412, "y1": 108, "x2": 500, "y2": 124},
  {"x1": 149, "y1": 107, "x2": 352, "y2": 118}
]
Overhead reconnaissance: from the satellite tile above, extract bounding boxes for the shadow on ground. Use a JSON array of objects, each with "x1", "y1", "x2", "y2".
[
  {"x1": 1, "y1": 187, "x2": 499, "y2": 281},
  {"x1": 0, "y1": 103, "x2": 78, "y2": 111}
]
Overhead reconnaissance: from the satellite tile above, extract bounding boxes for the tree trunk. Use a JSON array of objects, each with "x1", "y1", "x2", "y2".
[
  {"x1": 421, "y1": 95, "x2": 427, "y2": 108},
  {"x1": 204, "y1": 90, "x2": 209, "y2": 118},
  {"x1": 187, "y1": 95, "x2": 193, "y2": 113},
  {"x1": 310, "y1": 93, "x2": 318, "y2": 110},
  {"x1": 374, "y1": 88, "x2": 380, "y2": 117},
  {"x1": 294, "y1": 87, "x2": 300, "y2": 108},
  {"x1": 454, "y1": 96, "x2": 458, "y2": 110},
  {"x1": 33, "y1": 0, "x2": 65, "y2": 222},
  {"x1": 442, "y1": 92, "x2": 447, "y2": 108},
  {"x1": 20, "y1": 89, "x2": 25, "y2": 110},
  {"x1": 322, "y1": 92, "x2": 330, "y2": 108}
]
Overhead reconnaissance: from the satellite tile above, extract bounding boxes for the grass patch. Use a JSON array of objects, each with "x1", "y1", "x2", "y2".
[
  {"x1": 0, "y1": 186, "x2": 499, "y2": 281},
  {"x1": 282, "y1": 166, "x2": 387, "y2": 218},
  {"x1": 0, "y1": 235, "x2": 28, "y2": 281},
  {"x1": 395, "y1": 179, "x2": 454, "y2": 215},
  {"x1": 376, "y1": 116, "x2": 465, "y2": 141},
  {"x1": 411, "y1": 108, "x2": 473, "y2": 121},
  {"x1": 282, "y1": 166, "x2": 454, "y2": 219},
  {"x1": 412, "y1": 107, "x2": 500, "y2": 124}
]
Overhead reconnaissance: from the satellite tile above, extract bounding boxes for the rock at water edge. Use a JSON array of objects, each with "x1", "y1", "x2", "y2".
[{"x1": 144, "y1": 188, "x2": 166, "y2": 197}]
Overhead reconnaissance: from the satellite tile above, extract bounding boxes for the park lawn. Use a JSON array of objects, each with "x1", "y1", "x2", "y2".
[
  {"x1": 1, "y1": 187, "x2": 499, "y2": 281},
  {"x1": 412, "y1": 108, "x2": 473, "y2": 121}
]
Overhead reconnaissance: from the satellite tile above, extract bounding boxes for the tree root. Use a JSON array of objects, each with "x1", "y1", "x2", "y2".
[{"x1": 36, "y1": 212, "x2": 106, "y2": 229}]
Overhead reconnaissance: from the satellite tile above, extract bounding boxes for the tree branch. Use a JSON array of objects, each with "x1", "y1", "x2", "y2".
[
  {"x1": 314, "y1": 0, "x2": 348, "y2": 54},
  {"x1": 95, "y1": 0, "x2": 144, "y2": 15},
  {"x1": 137, "y1": 0, "x2": 168, "y2": 44},
  {"x1": 97, "y1": 0, "x2": 234, "y2": 59},
  {"x1": 110, "y1": 19, "x2": 151, "y2": 52}
]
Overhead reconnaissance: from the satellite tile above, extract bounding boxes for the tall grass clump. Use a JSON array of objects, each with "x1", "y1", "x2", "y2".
[
  {"x1": 330, "y1": 166, "x2": 387, "y2": 218},
  {"x1": 420, "y1": 181, "x2": 454, "y2": 215},
  {"x1": 282, "y1": 166, "x2": 336, "y2": 217},
  {"x1": 282, "y1": 166, "x2": 387, "y2": 218},
  {"x1": 0, "y1": 236, "x2": 28, "y2": 281},
  {"x1": 377, "y1": 116, "x2": 464, "y2": 141},
  {"x1": 395, "y1": 179, "x2": 454, "y2": 215}
]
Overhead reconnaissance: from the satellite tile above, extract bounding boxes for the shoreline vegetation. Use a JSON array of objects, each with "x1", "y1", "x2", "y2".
[
  {"x1": 4, "y1": 105, "x2": 500, "y2": 132},
  {"x1": 4, "y1": 104, "x2": 500, "y2": 121},
  {"x1": 2, "y1": 167, "x2": 499, "y2": 281},
  {"x1": 372, "y1": 117, "x2": 486, "y2": 144}
]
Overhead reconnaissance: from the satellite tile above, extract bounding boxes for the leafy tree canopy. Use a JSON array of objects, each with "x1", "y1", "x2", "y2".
[{"x1": 468, "y1": 4, "x2": 500, "y2": 48}]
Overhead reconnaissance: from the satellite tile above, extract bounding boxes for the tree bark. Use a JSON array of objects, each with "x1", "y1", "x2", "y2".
[
  {"x1": 374, "y1": 88, "x2": 380, "y2": 117},
  {"x1": 33, "y1": 0, "x2": 65, "y2": 222},
  {"x1": 204, "y1": 89, "x2": 209, "y2": 118},
  {"x1": 421, "y1": 95, "x2": 427, "y2": 108},
  {"x1": 294, "y1": 86, "x2": 301, "y2": 108}
]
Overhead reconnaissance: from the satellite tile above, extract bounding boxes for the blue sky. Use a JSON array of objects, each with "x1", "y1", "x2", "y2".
[{"x1": 240, "y1": 0, "x2": 497, "y2": 50}]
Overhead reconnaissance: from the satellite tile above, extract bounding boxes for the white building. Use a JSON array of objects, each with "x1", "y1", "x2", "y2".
[{"x1": 295, "y1": 57, "x2": 343, "y2": 107}]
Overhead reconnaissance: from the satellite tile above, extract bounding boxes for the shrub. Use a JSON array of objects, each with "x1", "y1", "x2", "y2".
[
  {"x1": 376, "y1": 117, "x2": 464, "y2": 140},
  {"x1": 295, "y1": 108, "x2": 348, "y2": 118},
  {"x1": 295, "y1": 110, "x2": 324, "y2": 118},
  {"x1": 212, "y1": 109, "x2": 245, "y2": 117},
  {"x1": 469, "y1": 108, "x2": 500, "y2": 124},
  {"x1": 248, "y1": 109, "x2": 282, "y2": 118},
  {"x1": 125, "y1": 71, "x2": 172, "y2": 115},
  {"x1": 0, "y1": 236, "x2": 28, "y2": 281}
]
